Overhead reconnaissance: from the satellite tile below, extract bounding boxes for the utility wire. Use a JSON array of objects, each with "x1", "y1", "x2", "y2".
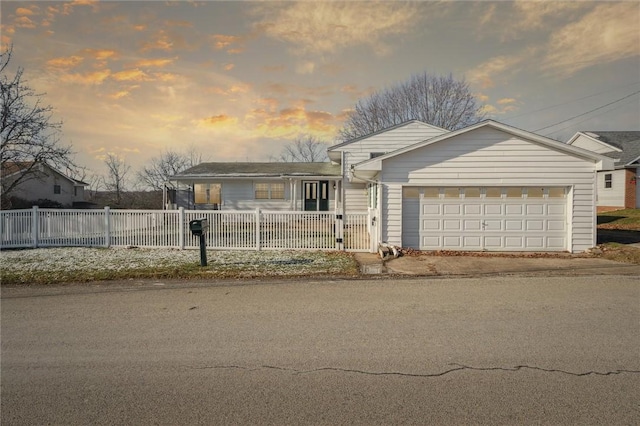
[
  {"x1": 533, "y1": 90, "x2": 640, "y2": 132},
  {"x1": 543, "y1": 98, "x2": 638, "y2": 136},
  {"x1": 503, "y1": 80, "x2": 640, "y2": 120}
]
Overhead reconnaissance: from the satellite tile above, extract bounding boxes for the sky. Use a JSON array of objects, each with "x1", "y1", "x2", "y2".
[{"x1": 1, "y1": 0, "x2": 639, "y2": 181}]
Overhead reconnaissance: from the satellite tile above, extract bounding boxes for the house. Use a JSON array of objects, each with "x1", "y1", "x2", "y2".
[
  {"x1": 566, "y1": 131, "x2": 639, "y2": 211},
  {"x1": 166, "y1": 162, "x2": 342, "y2": 211},
  {"x1": 1, "y1": 162, "x2": 87, "y2": 208},
  {"x1": 168, "y1": 120, "x2": 613, "y2": 253}
]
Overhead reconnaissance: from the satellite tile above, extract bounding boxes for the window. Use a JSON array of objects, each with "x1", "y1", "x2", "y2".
[
  {"x1": 423, "y1": 187, "x2": 439, "y2": 198},
  {"x1": 369, "y1": 152, "x2": 384, "y2": 159},
  {"x1": 53, "y1": 184, "x2": 61, "y2": 194},
  {"x1": 506, "y1": 187, "x2": 523, "y2": 198},
  {"x1": 444, "y1": 187, "x2": 460, "y2": 198},
  {"x1": 194, "y1": 183, "x2": 221, "y2": 204},
  {"x1": 463, "y1": 187, "x2": 481, "y2": 198},
  {"x1": 527, "y1": 188, "x2": 544, "y2": 198},
  {"x1": 548, "y1": 187, "x2": 565, "y2": 198},
  {"x1": 255, "y1": 182, "x2": 285, "y2": 200},
  {"x1": 402, "y1": 187, "x2": 420, "y2": 199},
  {"x1": 485, "y1": 187, "x2": 502, "y2": 198},
  {"x1": 604, "y1": 173, "x2": 612, "y2": 189}
]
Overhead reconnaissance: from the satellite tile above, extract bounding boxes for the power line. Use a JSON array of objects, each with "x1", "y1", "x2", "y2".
[
  {"x1": 543, "y1": 98, "x2": 638, "y2": 136},
  {"x1": 503, "y1": 80, "x2": 640, "y2": 120},
  {"x1": 533, "y1": 90, "x2": 640, "y2": 132}
]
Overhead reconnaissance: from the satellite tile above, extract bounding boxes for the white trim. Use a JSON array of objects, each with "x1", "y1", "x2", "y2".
[
  {"x1": 567, "y1": 131, "x2": 623, "y2": 153},
  {"x1": 354, "y1": 120, "x2": 614, "y2": 172}
]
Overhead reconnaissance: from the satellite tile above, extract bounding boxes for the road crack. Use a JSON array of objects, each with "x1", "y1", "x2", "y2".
[{"x1": 186, "y1": 363, "x2": 640, "y2": 378}]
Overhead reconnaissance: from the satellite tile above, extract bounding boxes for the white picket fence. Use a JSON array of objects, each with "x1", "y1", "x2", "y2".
[{"x1": 0, "y1": 207, "x2": 374, "y2": 252}]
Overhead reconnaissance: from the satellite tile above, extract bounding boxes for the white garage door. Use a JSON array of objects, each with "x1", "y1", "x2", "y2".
[{"x1": 402, "y1": 187, "x2": 568, "y2": 251}]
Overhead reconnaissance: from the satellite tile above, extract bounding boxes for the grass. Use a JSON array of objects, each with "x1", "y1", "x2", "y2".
[
  {"x1": 0, "y1": 247, "x2": 360, "y2": 286},
  {"x1": 597, "y1": 209, "x2": 640, "y2": 230},
  {"x1": 597, "y1": 243, "x2": 640, "y2": 264}
]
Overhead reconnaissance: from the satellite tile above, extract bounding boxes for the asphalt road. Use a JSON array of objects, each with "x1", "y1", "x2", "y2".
[{"x1": 2, "y1": 276, "x2": 639, "y2": 425}]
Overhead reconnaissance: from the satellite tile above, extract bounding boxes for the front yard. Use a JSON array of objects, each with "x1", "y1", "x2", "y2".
[
  {"x1": 598, "y1": 208, "x2": 640, "y2": 230},
  {"x1": 0, "y1": 247, "x2": 359, "y2": 285}
]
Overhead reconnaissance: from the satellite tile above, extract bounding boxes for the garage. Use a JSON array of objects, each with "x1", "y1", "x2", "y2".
[{"x1": 402, "y1": 186, "x2": 568, "y2": 251}]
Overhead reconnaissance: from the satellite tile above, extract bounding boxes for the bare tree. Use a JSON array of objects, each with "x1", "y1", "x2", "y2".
[
  {"x1": 275, "y1": 135, "x2": 329, "y2": 162},
  {"x1": 137, "y1": 150, "x2": 191, "y2": 191},
  {"x1": 103, "y1": 153, "x2": 130, "y2": 206},
  {"x1": 0, "y1": 45, "x2": 76, "y2": 207},
  {"x1": 137, "y1": 146, "x2": 206, "y2": 191},
  {"x1": 339, "y1": 72, "x2": 485, "y2": 141}
]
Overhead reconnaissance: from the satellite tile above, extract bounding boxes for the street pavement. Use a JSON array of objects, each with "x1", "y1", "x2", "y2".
[{"x1": 2, "y1": 275, "x2": 639, "y2": 425}]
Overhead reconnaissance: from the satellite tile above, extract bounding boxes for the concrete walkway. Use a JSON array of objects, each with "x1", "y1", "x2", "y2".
[{"x1": 353, "y1": 252, "x2": 640, "y2": 277}]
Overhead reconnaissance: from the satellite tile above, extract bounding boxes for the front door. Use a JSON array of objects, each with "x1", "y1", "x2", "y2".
[{"x1": 303, "y1": 181, "x2": 329, "y2": 211}]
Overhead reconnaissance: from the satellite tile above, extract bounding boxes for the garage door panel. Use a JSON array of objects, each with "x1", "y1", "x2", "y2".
[
  {"x1": 464, "y1": 204, "x2": 482, "y2": 215},
  {"x1": 525, "y1": 237, "x2": 544, "y2": 248},
  {"x1": 548, "y1": 204, "x2": 565, "y2": 215},
  {"x1": 484, "y1": 236, "x2": 502, "y2": 248},
  {"x1": 505, "y1": 236, "x2": 523, "y2": 248},
  {"x1": 443, "y1": 204, "x2": 461, "y2": 215},
  {"x1": 485, "y1": 204, "x2": 502, "y2": 215},
  {"x1": 443, "y1": 220, "x2": 461, "y2": 230},
  {"x1": 443, "y1": 236, "x2": 461, "y2": 247},
  {"x1": 464, "y1": 220, "x2": 482, "y2": 231},
  {"x1": 505, "y1": 204, "x2": 523, "y2": 215},
  {"x1": 526, "y1": 220, "x2": 544, "y2": 231},
  {"x1": 423, "y1": 204, "x2": 440, "y2": 215},
  {"x1": 526, "y1": 204, "x2": 544, "y2": 215},
  {"x1": 463, "y1": 236, "x2": 482, "y2": 248},
  {"x1": 505, "y1": 220, "x2": 523, "y2": 230},
  {"x1": 547, "y1": 237, "x2": 566, "y2": 248},
  {"x1": 405, "y1": 187, "x2": 568, "y2": 252},
  {"x1": 422, "y1": 236, "x2": 441, "y2": 247},
  {"x1": 547, "y1": 220, "x2": 564, "y2": 231},
  {"x1": 423, "y1": 219, "x2": 441, "y2": 230}
]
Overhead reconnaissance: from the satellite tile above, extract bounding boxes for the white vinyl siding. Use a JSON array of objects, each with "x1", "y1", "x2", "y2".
[
  {"x1": 596, "y1": 169, "x2": 626, "y2": 207},
  {"x1": 381, "y1": 127, "x2": 598, "y2": 253}
]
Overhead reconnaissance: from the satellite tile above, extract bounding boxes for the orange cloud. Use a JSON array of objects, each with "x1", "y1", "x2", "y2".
[
  {"x1": 83, "y1": 48, "x2": 118, "y2": 61},
  {"x1": 223, "y1": 63, "x2": 235, "y2": 71},
  {"x1": 133, "y1": 58, "x2": 176, "y2": 68},
  {"x1": 153, "y1": 72, "x2": 178, "y2": 82},
  {"x1": 61, "y1": 69, "x2": 112, "y2": 85},
  {"x1": 16, "y1": 7, "x2": 35, "y2": 16},
  {"x1": 141, "y1": 30, "x2": 173, "y2": 51},
  {"x1": 15, "y1": 16, "x2": 36, "y2": 29},
  {"x1": 200, "y1": 114, "x2": 238, "y2": 127},
  {"x1": 497, "y1": 98, "x2": 517, "y2": 105},
  {"x1": 46, "y1": 55, "x2": 84, "y2": 69},
  {"x1": 111, "y1": 68, "x2": 150, "y2": 82}
]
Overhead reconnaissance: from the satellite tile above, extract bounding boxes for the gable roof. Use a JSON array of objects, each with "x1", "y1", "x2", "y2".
[
  {"x1": 568, "y1": 131, "x2": 640, "y2": 167},
  {"x1": 173, "y1": 162, "x2": 342, "y2": 179},
  {"x1": 1, "y1": 161, "x2": 87, "y2": 186},
  {"x1": 328, "y1": 120, "x2": 448, "y2": 151},
  {"x1": 353, "y1": 120, "x2": 614, "y2": 172}
]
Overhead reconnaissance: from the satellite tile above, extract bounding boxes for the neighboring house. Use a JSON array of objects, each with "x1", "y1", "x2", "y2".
[
  {"x1": 566, "y1": 131, "x2": 639, "y2": 211},
  {"x1": 168, "y1": 120, "x2": 613, "y2": 253},
  {"x1": 1, "y1": 162, "x2": 87, "y2": 208}
]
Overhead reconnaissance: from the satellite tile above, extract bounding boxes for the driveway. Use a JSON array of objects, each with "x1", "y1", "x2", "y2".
[{"x1": 2, "y1": 276, "x2": 639, "y2": 425}]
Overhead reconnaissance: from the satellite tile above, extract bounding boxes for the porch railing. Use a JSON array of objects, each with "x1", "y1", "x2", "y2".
[{"x1": 0, "y1": 207, "x2": 374, "y2": 252}]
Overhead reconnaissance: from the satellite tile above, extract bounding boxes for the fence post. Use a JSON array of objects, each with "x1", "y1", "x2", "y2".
[
  {"x1": 31, "y1": 206, "x2": 39, "y2": 248},
  {"x1": 368, "y1": 208, "x2": 377, "y2": 253},
  {"x1": 255, "y1": 208, "x2": 261, "y2": 251},
  {"x1": 335, "y1": 213, "x2": 344, "y2": 251},
  {"x1": 104, "y1": 206, "x2": 111, "y2": 248},
  {"x1": 178, "y1": 207, "x2": 185, "y2": 249}
]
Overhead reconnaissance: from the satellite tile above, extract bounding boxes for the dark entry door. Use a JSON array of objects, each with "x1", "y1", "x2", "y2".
[{"x1": 303, "y1": 181, "x2": 330, "y2": 211}]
